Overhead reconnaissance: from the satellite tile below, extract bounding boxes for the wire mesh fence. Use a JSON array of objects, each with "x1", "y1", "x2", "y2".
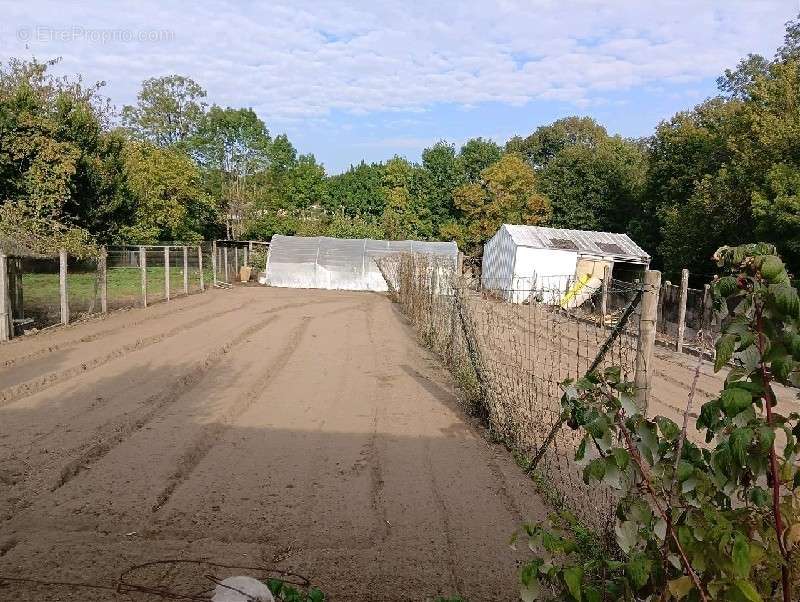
[
  {"x1": 17, "y1": 257, "x2": 63, "y2": 330},
  {"x1": 378, "y1": 253, "x2": 645, "y2": 533},
  {"x1": 214, "y1": 240, "x2": 252, "y2": 284},
  {"x1": 656, "y1": 281, "x2": 714, "y2": 352},
  {"x1": 2, "y1": 244, "x2": 215, "y2": 339},
  {"x1": 213, "y1": 241, "x2": 266, "y2": 285}
]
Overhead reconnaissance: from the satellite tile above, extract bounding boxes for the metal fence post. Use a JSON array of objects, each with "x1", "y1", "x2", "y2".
[
  {"x1": 198, "y1": 246, "x2": 204, "y2": 291},
  {"x1": 223, "y1": 246, "x2": 229, "y2": 283},
  {"x1": 183, "y1": 246, "x2": 189, "y2": 295},
  {"x1": 211, "y1": 241, "x2": 217, "y2": 285},
  {"x1": 164, "y1": 246, "x2": 170, "y2": 302},
  {"x1": 600, "y1": 265, "x2": 610, "y2": 321},
  {"x1": 676, "y1": 268, "x2": 689, "y2": 353},
  {"x1": 59, "y1": 248, "x2": 69, "y2": 325},
  {"x1": 139, "y1": 246, "x2": 147, "y2": 307},
  {"x1": 99, "y1": 245, "x2": 108, "y2": 313},
  {"x1": 634, "y1": 270, "x2": 661, "y2": 413},
  {"x1": 234, "y1": 246, "x2": 239, "y2": 278},
  {"x1": 0, "y1": 253, "x2": 10, "y2": 341}
]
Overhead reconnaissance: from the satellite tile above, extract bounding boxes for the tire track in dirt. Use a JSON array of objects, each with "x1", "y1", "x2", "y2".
[
  {"x1": 0, "y1": 297, "x2": 340, "y2": 408},
  {"x1": 0, "y1": 292, "x2": 218, "y2": 369},
  {"x1": 423, "y1": 441, "x2": 463, "y2": 597},
  {"x1": 150, "y1": 316, "x2": 312, "y2": 513},
  {"x1": 51, "y1": 314, "x2": 282, "y2": 493},
  {"x1": 0, "y1": 297, "x2": 260, "y2": 406}
]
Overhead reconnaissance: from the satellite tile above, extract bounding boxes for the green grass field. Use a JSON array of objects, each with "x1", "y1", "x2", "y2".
[{"x1": 20, "y1": 266, "x2": 214, "y2": 326}]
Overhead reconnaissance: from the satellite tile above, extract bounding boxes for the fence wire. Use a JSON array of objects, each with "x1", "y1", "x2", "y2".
[
  {"x1": 378, "y1": 253, "x2": 644, "y2": 532},
  {"x1": 17, "y1": 257, "x2": 62, "y2": 330}
]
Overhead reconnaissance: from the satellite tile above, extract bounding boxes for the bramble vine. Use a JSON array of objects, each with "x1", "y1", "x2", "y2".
[{"x1": 517, "y1": 243, "x2": 800, "y2": 601}]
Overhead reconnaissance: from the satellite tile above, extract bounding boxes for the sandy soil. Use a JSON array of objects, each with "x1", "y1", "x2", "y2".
[
  {"x1": 0, "y1": 287, "x2": 548, "y2": 601},
  {"x1": 648, "y1": 345, "x2": 800, "y2": 446}
]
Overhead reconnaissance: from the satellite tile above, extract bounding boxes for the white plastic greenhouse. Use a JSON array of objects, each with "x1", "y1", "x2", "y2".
[
  {"x1": 481, "y1": 225, "x2": 650, "y2": 305},
  {"x1": 265, "y1": 234, "x2": 459, "y2": 292}
]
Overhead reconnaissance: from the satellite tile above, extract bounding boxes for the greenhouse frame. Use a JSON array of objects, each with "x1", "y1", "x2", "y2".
[{"x1": 265, "y1": 234, "x2": 459, "y2": 292}]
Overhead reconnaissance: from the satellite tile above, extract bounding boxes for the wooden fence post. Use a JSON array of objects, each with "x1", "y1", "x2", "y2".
[
  {"x1": 164, "y1": 246, "x2": 170, "y2": 302},
  {"x1": 234, "y1": 246, "x2": 239, "y2": 277},
  {"x1": 0, "y1": 253, "x2": 10, "y2": 341},
  {"x1": 600, "y1": 265, "x2": 610, "y2": 321},
  {"x1": 182, "y1": 246, "x2": 189, "y2": 295},
  {"x1": 244, "y1": 245, "x2": 249, "y2": 268},
  {"x1": 211, "y1": 241, "x2": 217, "y2": 285},
  {"x1": 223, "y1": 247, "x2": 229, "y2": 283},
  {"x1": 8, "y1": 258, "x2": 22, "y2": 320},
  {"x1": 702, "y1": 284, "x2": 712, "y2": 331},
  {"x1": 139, "y1": 246, "x2": 147, "y2": 308},
  {"x1": 99, "y1": 245, "x2": 108, "y2": 313},
  {"x1": 676, "y1": 268, "x2": 689, "y2": 353},
  {"x1": 634, "y1": 269, "x2": 661, "y2": 413},
  {"x1": 198, "y1": 246, "x2": 204, "y2": 291},
  {"x1": 59, "y1": 248, "x2": 69, "y2": 325}
]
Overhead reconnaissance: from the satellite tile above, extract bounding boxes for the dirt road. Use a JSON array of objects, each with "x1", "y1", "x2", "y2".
[{"x1": 0, "y1": 287, "x2": 547, "y2": 601}]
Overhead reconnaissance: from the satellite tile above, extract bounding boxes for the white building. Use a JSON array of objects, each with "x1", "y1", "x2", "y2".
[
  {"x1": 481, "y1": 225, "x2": 650, "y2": 305},
  {"x1": 265, "y1": 234, "x2": 459, "y2": 292}
]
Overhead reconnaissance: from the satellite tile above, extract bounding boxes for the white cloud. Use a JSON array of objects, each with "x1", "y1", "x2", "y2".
[{"x1": 1, "y1": 0, "x2": 795, "y2": 125}]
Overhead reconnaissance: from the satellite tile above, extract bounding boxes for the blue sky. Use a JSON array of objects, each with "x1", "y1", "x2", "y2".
[{"x1": 1, "y1": 1, "x2": 797, "y2": 173}]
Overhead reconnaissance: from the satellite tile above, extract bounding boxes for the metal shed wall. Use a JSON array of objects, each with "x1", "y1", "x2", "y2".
[
  {"x1": 481, "y1": 226, "x2": 516, "y2": 292},
  {"x1": 265, "y1": 235, "x2": 459, "y2": 292}
]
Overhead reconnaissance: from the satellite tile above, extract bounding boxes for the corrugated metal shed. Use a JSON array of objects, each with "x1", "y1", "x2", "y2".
[{"x1": 503, "y1": 225, "x2": 650, "y2": 264}]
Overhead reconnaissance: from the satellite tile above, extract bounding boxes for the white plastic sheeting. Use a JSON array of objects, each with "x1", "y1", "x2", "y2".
[{"x1": 265, "y1": 235, "x2": 459, "y2": 292}]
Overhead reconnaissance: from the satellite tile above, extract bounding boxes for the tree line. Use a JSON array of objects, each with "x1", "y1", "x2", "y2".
[{"x1": 2, "y1": 15, "x2": 800, "y2": 278}]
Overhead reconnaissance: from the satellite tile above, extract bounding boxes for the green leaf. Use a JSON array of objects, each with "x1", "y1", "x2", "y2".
[
  {"x1": 749, "y1": 486, "x2": 769, "y2": 507},
  {"x1": 759, "y1": 255, "x2": 785, "y2": 282},
  {"x1": 308, "y1": 587, "x2": 325, "y2": 602},
  {"x1": 676, "y1": 461, "x2": 694, "y2": 482},
  {"x1": 715, "y1": 276, "x2": 739, "y2": 298},
  {"x1": 615, "y1": 520, "x2": 638, "y2": 554},
  {"x1": 520, "y1": 578, "x2": 542, "y2": 602},
  {"x1": 656, "y1": 416, "x2": 680, "y2": 441},
  {"x1": 653, "y1": 517, "x2": 667, "y2": 541},
  {"x1": 732, "y1": 532, "x2": 751, "y2": 579},
  {"x1": 721, "y1": 387, "x2": 752, "y2": 416},
  {"x1": 625, "y1": 552, "x2": 652, "y2": 590},
  {"x1": 667, "y1": 576, "x2": 693, "y2": 599},
  {"x1": 562, "y1": 566, "x2": 583, "y2": 601},
  {"x1": 575, "y1": 436, "x2": 588, "y2": 461},
  {"x1": 729, "y1": 427, "x2": 754, "y2": 466},
  {"x1": 611, "y1": 447, "x2": 630, "y2": 470},
  {"x1": 583, "y1": 588, "x2": 601, "y2": 602},
  {"x1": 583, "y1": 458, "x2": 606, "y2": 484},
  {"x1": 733, "y1": 579, "x2": 763, "y2": 602},
  {"x1": 757, "y1": 426, "x2": 775, "y2": 453},
  {"x1": 771, "y1": 283, "x2": 800, "y2": 317},
  {"x1": 604, "y1": 366, "x2": 621, "y2": 384},
  {"x1": 771, "y1": 354, "x2": 794, "y2": 382},
  {"x1": 715, "y1": 334, "x2": 736, "y2": 371}
]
